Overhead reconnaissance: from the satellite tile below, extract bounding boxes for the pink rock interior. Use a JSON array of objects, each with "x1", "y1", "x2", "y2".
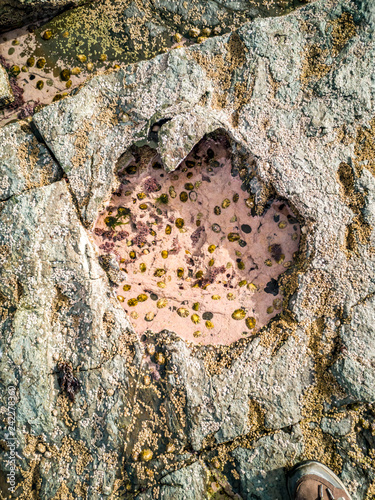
[{"x1": 92, "y1": 136, "x2": 301, "y2": 345}]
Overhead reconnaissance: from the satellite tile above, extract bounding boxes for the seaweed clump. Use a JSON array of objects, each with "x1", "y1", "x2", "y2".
[{"x1": 58, "y1": 361, "x2": 80, "y2": 402}]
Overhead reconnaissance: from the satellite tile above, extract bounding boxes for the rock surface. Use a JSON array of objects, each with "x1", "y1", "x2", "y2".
[
  {"x1": 34, "y1": 49, "x2": 213, "y2": 227},
  {"x1": 0, "y1": 181, "x2": 141, "y2": 498},
  {"x1": 231, "y1": 427, "x2": 304, "y2": 500},
  {"x1": 0, "y1": 0, "x2": 375, "y2": 498},
  {"x1": 164, "y1": 333, "x2": 312, "y2": 451},
  {"x1": 157, "y1": 108, "x2": 223, "y2": 172},
  {"x1": 0, "y1": 0, "x2": 308, "y2": 127},
  {"x1": 332, "y1": 295, "x2": 375, "y2": 404},
  {"x1": 0, "y1": 120, "x2": 61, "y2": 201},
  {"x1": 0, "y1": 0, "x2": 97, "y2": 33},
  {"x1": 0, "y1": 65, "x2": 13, "y2": 109}
]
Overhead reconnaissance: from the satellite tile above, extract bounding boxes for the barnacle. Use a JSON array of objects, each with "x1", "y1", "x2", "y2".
[
  {"x1": 9, "y1": 65, "x2": 20, "y2": 76},
  {"x1": 154, "y1": 268, "x2": 166, "y2": 277},
  {"x1": 140, "y1": 449, "x2": 153, "y2": 462},
  {"x1": 155, "y1": 352, "x2": 165, "y2": 364},
  {"x1": 42, "y1": 29, "x2": 53, "y2": 40},
  {"x1": 180, "y1": 192, "x2": 188, "y2": 202},
  {"x1": 246, "y1": 317, "x2": 256, "y2": 329},
  {"x1": 175, "y1": 218, "x2": 184, "y2": 229},
  {"x1": 157, "y1": 298, "x2": 168, "y2": 308},
  {"x1": 189, "y1": 27, "x2": 200, "y2": 38},
  {"x1": 228, "y1": 233, "x2": 240, "y2": 242},
  {"x1": 36, "y1": 58, "x2": 46, "y2": 69}
]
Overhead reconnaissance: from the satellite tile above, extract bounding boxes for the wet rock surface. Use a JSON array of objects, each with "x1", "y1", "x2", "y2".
[
  {"x1": 0, "y1": 0, "x2": 375, "y2": 498},
  {"x1": 0, "y1": 0, "x2": 308, "y2": 126},
  {"x1": 0, "y1": 0, "x2": 97, "y2": 33}
]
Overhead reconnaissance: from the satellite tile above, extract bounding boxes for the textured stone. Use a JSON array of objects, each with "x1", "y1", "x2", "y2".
[
  {"x1": 1, "y1": 0, "x2": 375, "y2": 497},
  {"x1": 0, "y1": 120, "x2": 61, "y2": 201},
  {"x1": 157, "y1": 107, "x2": 222, "y2": 172},
  {"x1": 332, "y1": 295, "x2": 375, "y2": 403},
  {"x1": 152, "y1": 0, "x2": 308, "y2": 30},
  {"x1": 0, "y1": 181, "x2": 141, "y2": 498},
  {"x1": 231, "y1": 426, "x2": 304, "y2": 500},
  {"x1": 0, "y1": 64, "x2": 13, "y2": 109},
  {"x1": 0, "y1": 0, "x2": 97, "y2": 32},
  {"x1": 340, "y1": 460, "x2": 372, "y2": 500},
  {"x1": 0, "y1": 0, "x2": 311, "y2": 127},
  {"x1": 98, "y1": 253, "x2": 127, "y2": 286},
  {"x1": 136, "y1": 461, "x2": 208, "y2": 500},
  {"x1": 33, "y1": 50, "x2": 212, "y2": 227},
  {"x1": 321, "y1": 415, "x2": 352, "y2": 437},
  {"x1": 165, "y1": 332, "x2": 312, "y2": 450}
]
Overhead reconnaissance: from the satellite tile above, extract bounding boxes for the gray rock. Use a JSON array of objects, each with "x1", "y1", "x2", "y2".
[
  {"x1": 1, "y1": 0, "x2": 375, "y2": 497},
  {"x1": 0, "y1": 64, "x2": 13, "y2": 109},
  {"x1": 159, "y1": 461, "x2": 207, "y2": 500},
  {"x1": 135, "y1": 460, "x2": 208, "y2": 500},
  {"x1": 0, "y1": 120, "x2": 61, "y2": 201},
  {"x1": 340, "y1": 460, "x2": 372, "y2": 500},
  {"x1": 332, "y1": 295, "x2": 375, "y2": 403},
  {"x1": 0, "y1": 181, "x2": 141, "y2": 498},
  {"x1": 33, "y1": 50, "x2": 212, "y2": 227},
  {"x1": 166, "y1": 332, "x2": 312, "y2": 451},
  {"x1": 231, "y1": 426, "x2": 304, "y2": 500},
  {"x1": 153, "y1": 0, "x2": 309, "y2": 29},
  {"x1": 321, "y1": 415, "x2": 352, "y2": 437},
  {"x1": 98, "y1": 254, "x2": 127, "y2": 286},
  {"x1": 157, "y1": 107, "x2": 223, "y2": 172}
]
